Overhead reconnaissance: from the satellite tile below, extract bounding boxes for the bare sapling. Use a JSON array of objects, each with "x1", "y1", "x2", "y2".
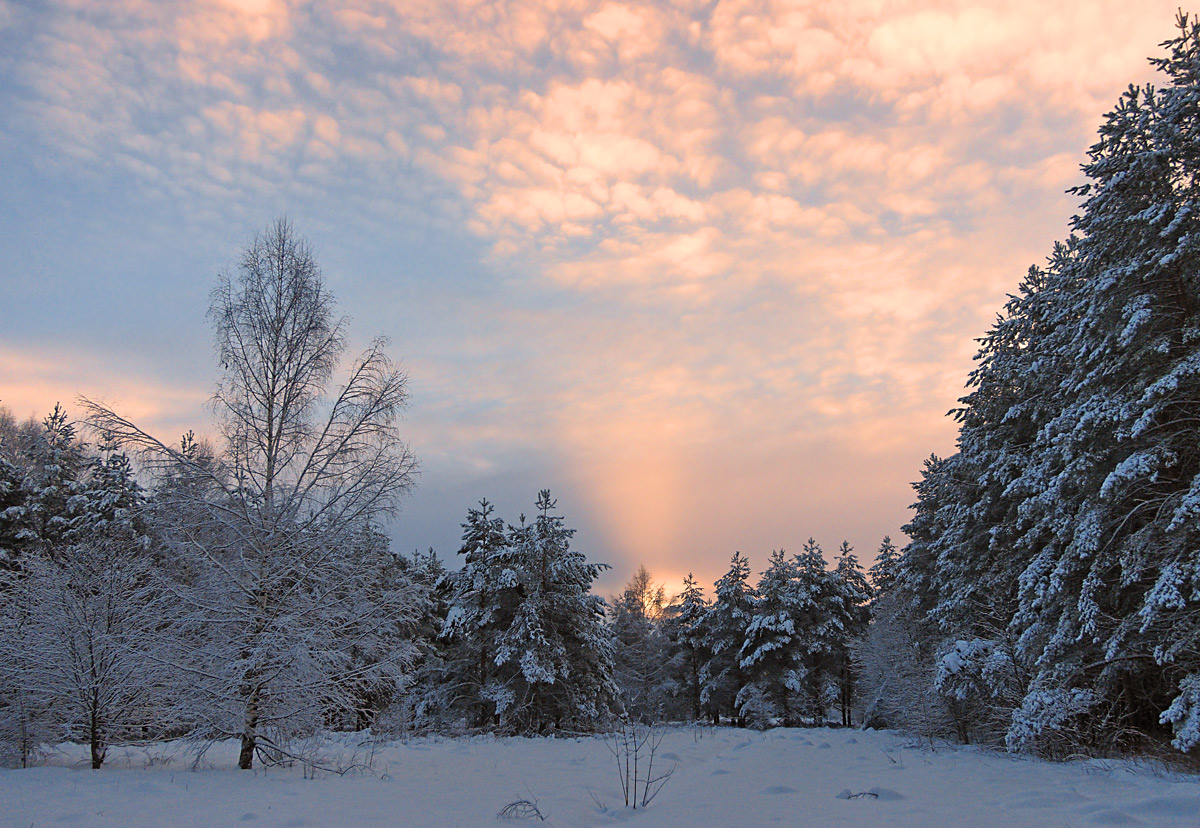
[{"x1": 605, "y1": 720, "x2": 676, "y2": 809}]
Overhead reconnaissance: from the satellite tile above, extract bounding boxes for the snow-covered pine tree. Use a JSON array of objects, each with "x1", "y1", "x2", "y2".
[
  {"x1": 491, "y1": 491, "x2": 616, "y2": 732},
  {"x1": 737, "y1": 549, "x2": 803, "y2": 726},
  {"x1": 662, "y1": 573, "x2": 708, "y2": 720},
  {"x1": 932, "y1": 262, "x2": 1059, "y2": 636},
  {"x1": 790, "y1": 538, "x2": 838, "y2": 723},
  {"x1": 867, "y1": 536, "x2": 901, "y2": 597},
  {"x1": 440, "y1": 499, "x2": 520, "y2": 729},
  {"x1": 0, "y1": 447, "x2": 24, "y2": 570},
  {"x1": 18, "y1": 404, "x2": 87, "y2": 562},
  {"x1": 699, "y1": 551, "x2": 755, "y2": 724},
  {"x1": 1003, "y1": 17, "x2": 1200, "y2": 753},
  {"x1": 69, "y1": 444, "x2": 146, "y2": 542},
  {"x1": 830, "y1": 542, "x2": 872, "y2": 726}
]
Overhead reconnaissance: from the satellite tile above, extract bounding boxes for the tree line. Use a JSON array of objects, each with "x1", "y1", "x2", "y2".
[
  {"x1": 416, "y1": 520, "x2": 881, "y2": 733},
  {"x1": 0, "y1": 218, "x2": 885, "y2": 771},
  {"x1": 0, "y1": 381, "x2": 885, "y2": 766}
]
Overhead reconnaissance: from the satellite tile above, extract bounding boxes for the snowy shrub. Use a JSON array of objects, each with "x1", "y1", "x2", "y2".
[
  {"x1": 1007, "y1": 687, "x2": 1098, "y2": 756},
  {"x1": 1160, "y1": 673, "x2": 1200, "y2": 753},
  {"x1": 934, "y1": 638, "x2": 1028, "y2": 745},
  {"x1": 734, "y1": 684, "x2": 775, "y2": 729},
  {"x1": 0, "y1": 535, "x2": 177, "y2": 769}
]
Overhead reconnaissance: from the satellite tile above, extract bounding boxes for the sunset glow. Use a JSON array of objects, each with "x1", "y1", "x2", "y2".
[{"x1": 0, "y1": 0, "x2": 1186, "y2": 593}]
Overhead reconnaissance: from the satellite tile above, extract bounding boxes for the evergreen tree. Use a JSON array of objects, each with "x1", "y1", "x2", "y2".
[
  {"x1": 661, "y1": 573, "x2": 708, "y2": 720},
  {"x1": 441, "y1": 499, "x2": 519, "y2": 728},
  {"x1": 491, "y1": 491, "x2": 616, "y2": 732},
  {"x1": 738, "y1": 549, "x2": 803, "y2": 726},
  {"x1": 699, "y1": 551, "x2": 754, "y2": 723},
  {"x1": 0, "y1": 450, "x2": 24, "y2": 570},
  {"x1": 70, "y1": 444, "x2": 146, "y2": 542},
  {"x1": 867, "y1": 535, "x2": 901, "y2": 597},
  {"x1": 897, "y1": 13, "x2": 1200, "y2": 755},
  {"x1": 829, "y1": 542, "x2": 872, "y2": 726},
  {"x1": 19, "y1": 404, "x2": 87, "y2": 561},
  {"x1": 790, "y1": 538, "x2": 837, "y2": 722}
]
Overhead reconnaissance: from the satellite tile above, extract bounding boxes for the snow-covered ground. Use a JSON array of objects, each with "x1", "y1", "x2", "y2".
[{"x1": 3, "y1": 727, "x2": 1198, "y2": 827}]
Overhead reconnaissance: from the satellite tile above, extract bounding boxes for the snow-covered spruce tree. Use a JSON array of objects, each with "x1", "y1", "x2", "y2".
[
  {"x1": 610, "y1": 565, "x2": 670, "y2": 720},
  {"x1": 490, "y1": 491, "x2": 617, "y2": 733},
  {"x1": 14, "y1": 404, "x2": 88, "y2": 564},
  {"x1": 699, "y1": 551, "x2": 755, "y2": 724},
  {"x1": 440, "y1": 500, "x2": 523, "y2": 729},
  {"x1": 913, "y1": 262, "x2": 1066, "y2": 745},
  {"x1": 0, "y1": 425, "x2": 26, "y2": 569},
  {"x1": 829, "y1": 542, "x2": 872, "y2": 726},
  {"x1": 661, "y1": 573, "x2": 709, "y2": 720},
  {"x1": 81, "y1": 218, "x2": 419, "y2": 769},
  {"x1": 867, "y1": 536, "x2": 901, "y2": 596},
  {"x1": 789, "y1": 538, "x2": 841, "y2": 723},
  {"x1": 71, "y1": 443, "x2": 149, "y2": 542},
  {"x1": 737, "y1": 549, "x2": 803, "y2": 726}
]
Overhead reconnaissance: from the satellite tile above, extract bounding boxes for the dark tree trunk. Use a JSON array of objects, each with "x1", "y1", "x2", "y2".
[
  {"x1": 477, "y1": 647, "x2": 492, "y2": 729},
  {"x1": 89, "y1": 701, "x2": 104, "y2": 769}
]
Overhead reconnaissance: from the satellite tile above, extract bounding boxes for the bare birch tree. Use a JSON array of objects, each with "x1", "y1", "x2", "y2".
[{"x1": 81, "y1": 218, "x2": 419, "y2": 769}]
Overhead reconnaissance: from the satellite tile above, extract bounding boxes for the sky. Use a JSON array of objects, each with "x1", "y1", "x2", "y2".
[{"x1": 0, "y1": 0, "x2": 1188, "y2": 597}]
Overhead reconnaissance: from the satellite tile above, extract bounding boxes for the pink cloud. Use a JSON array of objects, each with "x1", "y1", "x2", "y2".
[{"x1": 6, "y1": 0, "x2": 1191, "y2": 581}]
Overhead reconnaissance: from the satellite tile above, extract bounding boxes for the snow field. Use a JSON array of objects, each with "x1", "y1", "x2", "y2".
[{"x1": 2, "y1": 727, "x2": 1198, "y2": 828}]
